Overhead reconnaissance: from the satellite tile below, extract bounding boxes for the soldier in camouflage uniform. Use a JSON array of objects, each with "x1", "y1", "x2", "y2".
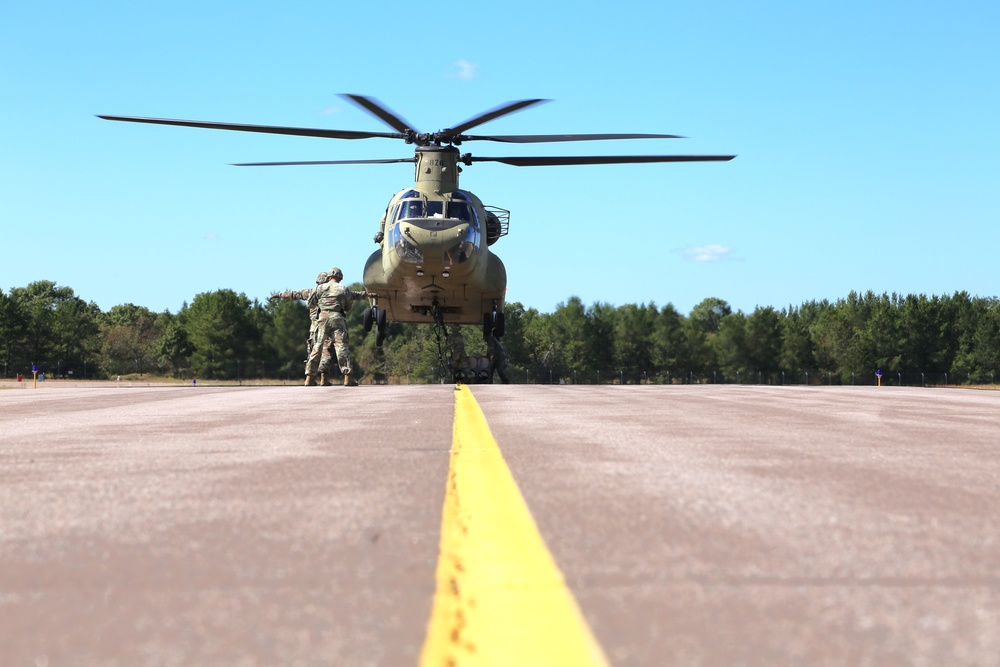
[
  {"x1": 488, "y1": 335, "x2": 510, "y2": 384},
  {"x1": 310, "y1": 267, "x2": 367, "y2": 386},
  {"x1": 269, "y1": 271, "x2": 333, "y2": 386}
]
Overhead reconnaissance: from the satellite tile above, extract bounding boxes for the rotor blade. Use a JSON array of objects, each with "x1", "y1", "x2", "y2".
[
  {"x1": 468, "y1": 154, "x2": 737, "y2": 166},
  {"x1": 461, "y1": 132, "x2": 684, "y2": 143},
  {"x1": 339, "y1": 94, "x2": 419, "y2": 134},
  {"x1": 445, "y1": 99, "x2": 549, "y2": 137},
  {"x1": 97, "y1": 115, "x2": 403, "y2": 140},
  {"x1": 232, "y1": 158, "x2": 417, "y2": 166}
]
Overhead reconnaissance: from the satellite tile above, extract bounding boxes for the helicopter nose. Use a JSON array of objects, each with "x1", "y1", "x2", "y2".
[{"x1": 404, "y1": 222, "x2": 471, "y2": 250}]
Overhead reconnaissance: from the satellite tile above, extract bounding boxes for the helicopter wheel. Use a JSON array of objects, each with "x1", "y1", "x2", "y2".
[
  {"x1": 363, "y1": 307, "x2": 374, "y2": 333},
  {"x1": 483, "y1": 311, "x2": 505, "y2": 340},
  {"x1": 375, "y1": 306, "x2": 387, "y2": 334}
]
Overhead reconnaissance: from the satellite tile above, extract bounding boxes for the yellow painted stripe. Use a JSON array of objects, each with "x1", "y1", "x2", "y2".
[{"x1": 420, "y1": 385, "x2": 610, "y2": 667}]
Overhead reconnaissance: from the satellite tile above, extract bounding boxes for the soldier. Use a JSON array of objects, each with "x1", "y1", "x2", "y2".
[
  {"x1": 488, "y1": 335, "x2": 510, "y2": 384},
  {"x1": 446, "y1": 324, "x2": 467, "y2": 378},
  {"x1": 269, "y1": 271, "x2": 332, "y2": 386},
  {"x1": 310, "y1": 267, "x2": 367, "y2": 386}
]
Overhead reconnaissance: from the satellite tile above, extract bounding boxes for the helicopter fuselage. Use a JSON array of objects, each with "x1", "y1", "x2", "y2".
[{"x1": 363, "y1": 146, "x2": 506, "y2": 324}]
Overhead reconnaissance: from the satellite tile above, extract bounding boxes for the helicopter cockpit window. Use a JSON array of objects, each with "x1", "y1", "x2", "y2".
[
  {"x1": 397, "y1": 200, "x2": 424, "y2": 220},
  {"x1": 426, "y1": 201, "x2": 444, "y2": 218},
  {"x1": 396, "y1": 196, "x2": 475, "y2": 223},
  {"x1": 447, "y1": 201, "x2": 474, "y2": 223}
]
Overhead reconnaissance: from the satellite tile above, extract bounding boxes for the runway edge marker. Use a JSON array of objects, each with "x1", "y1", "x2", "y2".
[{"x1": 419, "y1": 384, "x2": 610, "y2": 667}]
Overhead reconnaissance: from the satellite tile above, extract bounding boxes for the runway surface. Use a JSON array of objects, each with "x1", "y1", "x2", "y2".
[{"x1": 1, "y1": 384, "x2": 998, "y2": 666}]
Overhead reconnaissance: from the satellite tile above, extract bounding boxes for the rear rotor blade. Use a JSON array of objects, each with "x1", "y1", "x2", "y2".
[
  {"x1": 339, "y1": 94, "x2": 418, "y2": 134},
  {"x1": 233, "y1": 158, "x2": 416, "y2": 166},
  {"x1": 468, "y1": 154, "x2": 737, "y2": 166},
  {"x1": 462, "y1": 132, "x2": 684, "y2": 144},
  {"x1": 97, "y1": 115, "x2": 402, "y2": 140}
]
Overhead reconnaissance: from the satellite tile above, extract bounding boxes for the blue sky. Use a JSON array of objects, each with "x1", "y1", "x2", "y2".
[{"x1": 3, "y1": 1, "x2": 998, "y2": 317}]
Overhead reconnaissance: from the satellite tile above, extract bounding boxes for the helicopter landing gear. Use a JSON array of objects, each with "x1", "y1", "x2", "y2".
[
  {"x1": 374, "y1": 307, "x2": 387, "y2": 346},
  {"x1": 483, "y1": 307, "x2": 505, "y2": 341},
  {"x1": 364, "y1": 303, "x2": 388, "y2": 347}
]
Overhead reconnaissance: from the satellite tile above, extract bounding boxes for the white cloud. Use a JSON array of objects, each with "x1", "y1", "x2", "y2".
[
  {"x1": 450, "y1": 60, "x2": 478, "y2": 81},
  {"x1": 682, "y1": 244, "x2": 736, "y2": 262},
  {"x1": 204, "y1": 233, "x2": 219, "y2": 241}
]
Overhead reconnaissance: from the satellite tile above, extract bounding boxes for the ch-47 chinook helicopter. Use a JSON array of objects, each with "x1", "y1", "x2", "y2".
[{"x1": 99, "y1": 95, "x2": 734, "y2": 382}]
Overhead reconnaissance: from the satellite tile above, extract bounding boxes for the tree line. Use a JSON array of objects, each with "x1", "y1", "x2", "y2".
[{"x1": 2, "y1": 280, "x2": 998, "y2": 385}]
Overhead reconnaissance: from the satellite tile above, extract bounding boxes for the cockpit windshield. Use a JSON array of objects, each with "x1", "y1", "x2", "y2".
[
  {"x1": 394, "y1": 191, "x2": 478, "y2": 225},
  {"x1": 448, "y1": 201, "x2": 474, "y2": 222},
  {"x1": 388, "y1": 189, "x2": 482, "y2": 265},
  {"x1": 398, "y1": 200, "x2": 423, "y2": 220}
]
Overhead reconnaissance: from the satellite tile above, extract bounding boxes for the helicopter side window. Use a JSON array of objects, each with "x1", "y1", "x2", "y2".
[
  {"x1": 389, "y1": 222, "x2": 423, "y2": 263},
  {"x1": 444, "y1": 224, "x2": 480, "y2": 266}
]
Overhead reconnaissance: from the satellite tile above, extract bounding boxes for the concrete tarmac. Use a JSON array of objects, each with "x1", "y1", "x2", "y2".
[{"x1": 1, "y1": 384, "x2": 998, "y2": 666}]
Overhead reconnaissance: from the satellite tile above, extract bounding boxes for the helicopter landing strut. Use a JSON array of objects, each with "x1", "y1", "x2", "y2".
[{"x1": 362, "y1": 301, "x2": 388, "y2": 347}]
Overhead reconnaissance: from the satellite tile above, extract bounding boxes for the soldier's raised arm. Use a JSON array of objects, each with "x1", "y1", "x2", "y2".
[
  {"x1": 270, "y1": 271, "x2": 331, "y2": 302},
  {"x1": 269, "y1": 288, "x2": 312, "y2": 302}
]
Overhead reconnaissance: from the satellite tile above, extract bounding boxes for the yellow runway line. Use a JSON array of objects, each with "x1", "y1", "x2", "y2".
[{"x1": 420, "y1": 385, "x2": 610, "y2": 667}]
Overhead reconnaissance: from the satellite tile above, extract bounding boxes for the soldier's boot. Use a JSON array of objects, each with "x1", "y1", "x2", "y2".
[
  {"x1": 319, "y1": 372, "x2": 331, "y2": 387},
  {"x1": 304, "y1": 374, "x2": 317, "y2": 387},
  {"x1": 343, "y1": 372, "x2": 358, "y2": 387}
]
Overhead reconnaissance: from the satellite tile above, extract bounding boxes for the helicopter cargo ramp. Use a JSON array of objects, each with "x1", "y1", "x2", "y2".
[{"x1": 1, "y1": 384, "x2": 998, "y2": 666}]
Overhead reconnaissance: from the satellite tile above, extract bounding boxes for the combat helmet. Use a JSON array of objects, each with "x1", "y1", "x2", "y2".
[
  {"x1": 329, "y1": 267, "x2": 344, "y2": 281},
  {"x1": 316, "y1": 271, "x2": 330, "y2": 284}
]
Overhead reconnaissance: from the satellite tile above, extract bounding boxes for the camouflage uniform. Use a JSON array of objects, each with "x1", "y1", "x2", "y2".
[
  {"x1": 446, "y1": 325, "x2": 467, "y2": 373},
  {"x1": 307, "y1": 268, "x2": 367, "y2": 382},
  {"x1": 488, "y1": 336, "x2": 510, "y2": 384},
  {"x1": 270, "y1": 271, "x2": 332, "y2": 383}
]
